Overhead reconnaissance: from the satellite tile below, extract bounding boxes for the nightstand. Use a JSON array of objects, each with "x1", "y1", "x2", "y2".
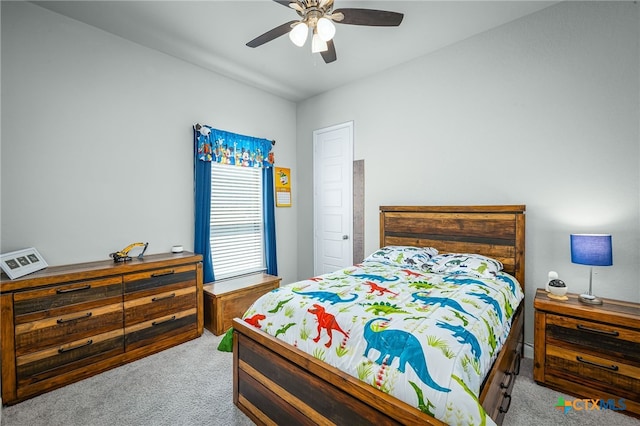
[{"x1": 533, "y1": 288, "x2": 640, "y2": 418}]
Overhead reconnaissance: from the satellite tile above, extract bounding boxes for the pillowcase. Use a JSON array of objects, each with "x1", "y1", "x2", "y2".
[
  {"x1": 427, "y1": 253, "x2": 503, "y2": 278},
  {"x1": 363, "y1": 246, "x2": 438, "y2": 270}
]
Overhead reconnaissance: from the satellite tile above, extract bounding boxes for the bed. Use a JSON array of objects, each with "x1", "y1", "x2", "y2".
[{"x1": 233, "y1": 205, "x2": 525, "y2": 425}]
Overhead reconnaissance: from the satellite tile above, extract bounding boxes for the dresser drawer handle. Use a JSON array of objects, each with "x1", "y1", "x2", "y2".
[
  {"x1": 58, "y1": 339, "x2": 93, "y2": 353},
  {"x1": 576, "y1": 356, "x2": 619, "y2": 371},
  {"x1": 499, "y1": 394, "x2": 512, "y2": 413},
  {"x1": 500, "y1": 372, "x2": 514, "y2": 389},
  {"x1": 152, "y1": 315, "x2": 176, "y2": 326},
  {"x1": 152, "y1": 293, "x2": 176, "y2": 302},
  {"x1": 576, "y1": 324, "x2": 619, "y2": 336},
  {"x1": 151, "y1": 270, "x2": 175, "y2": 278},
  {"x1": 57, "y1": 312, "x2": 93, "y2": 323},
  {"x1": 56, "y1": 285, "x2": 91, "y2": 294}
]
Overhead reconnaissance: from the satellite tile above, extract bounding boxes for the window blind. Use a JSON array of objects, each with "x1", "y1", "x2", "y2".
[{"x1": 210, "y1": 162, "x2": 265, "y2": 279}]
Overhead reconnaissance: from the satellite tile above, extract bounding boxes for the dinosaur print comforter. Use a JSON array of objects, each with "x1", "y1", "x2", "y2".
[{"x1": 242, "y1": 260, "x2": 524, "y2": 426}]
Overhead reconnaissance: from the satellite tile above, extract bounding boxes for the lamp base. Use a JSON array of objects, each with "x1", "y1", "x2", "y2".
[{"x1": 579, "y1": 293, "x2": 603, "y2": 305}]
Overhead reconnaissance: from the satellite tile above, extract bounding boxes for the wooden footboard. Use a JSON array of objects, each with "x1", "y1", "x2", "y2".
[
  {"x1": 233, "y1": 304, "x2": 523, "y2": 426},
  {"x1": 233, "y1": 317, "x2": 446, "y2": 426}
]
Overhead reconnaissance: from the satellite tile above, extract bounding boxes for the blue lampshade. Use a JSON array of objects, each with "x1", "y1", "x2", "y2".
[{"x1": 570, "y1": 234, "x2": 613, "y2": 266}]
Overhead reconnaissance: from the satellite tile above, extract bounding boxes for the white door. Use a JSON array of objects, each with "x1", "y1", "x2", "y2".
[{"x1": 313, "y1": 122, "x2": 353, "y2": 275}]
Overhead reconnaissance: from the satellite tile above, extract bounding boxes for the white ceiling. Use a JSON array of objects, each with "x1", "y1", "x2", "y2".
[{"x1": 32, "y1": 1, "x2": 557, "y2": 102}]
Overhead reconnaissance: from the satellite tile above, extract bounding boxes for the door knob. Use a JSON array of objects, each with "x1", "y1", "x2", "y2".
[{"x1": 342, "y1": 235, "x2": 349, "y2": 240}]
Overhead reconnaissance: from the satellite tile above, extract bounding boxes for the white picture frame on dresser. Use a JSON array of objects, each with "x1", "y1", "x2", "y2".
[{"x1": 0, "y1": 247, "x2": 48, "y2": 279}]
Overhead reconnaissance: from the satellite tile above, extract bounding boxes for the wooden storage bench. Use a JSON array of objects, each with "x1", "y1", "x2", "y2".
[{"x1": 203, "y1": 273, "x2": 280, "y2": 335}]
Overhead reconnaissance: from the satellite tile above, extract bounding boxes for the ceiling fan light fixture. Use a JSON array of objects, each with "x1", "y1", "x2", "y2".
[
  {"x1": 311, "y1": 31, "x2": 328, "y2": 53},
  {"x1": 316, "y1": 17, "x2": 336, "y2": 42},
  {"x1": 289, "y1": 22, "x2": 308, "y2": 47}
]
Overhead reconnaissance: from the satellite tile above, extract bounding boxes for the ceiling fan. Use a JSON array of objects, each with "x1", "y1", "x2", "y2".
[{"x1": 246, "y1": 0, "x2": 404, "y2": 64}]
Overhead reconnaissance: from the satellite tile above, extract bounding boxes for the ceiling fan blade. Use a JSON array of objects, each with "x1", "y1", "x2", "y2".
[
  {"x1": 332, "y1": 8, "x2": 404, "y2": 27},
  {"x1": 320, "y1": 39, "x2": 337, "y2": 64},
  {"x1": 246, "y1": 20, "x2": 298, "y2": 48},
  {"x1": 272, "y1": 0, "x2": 293, "y2": 7}
]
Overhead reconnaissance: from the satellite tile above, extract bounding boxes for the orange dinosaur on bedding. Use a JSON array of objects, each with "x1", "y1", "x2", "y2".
[
  {"x1": 244, "y1": 313, "x2": 266, "y2": 328},
  {"x1": 363, "y1": 281, "x2": 399, "y2": 297},
  {"x1": 307, "y1": 304, "x2": 349, "y2": 348},
  {"x1": 400, "y1": 269, "x2": 423, "y2": 278}
]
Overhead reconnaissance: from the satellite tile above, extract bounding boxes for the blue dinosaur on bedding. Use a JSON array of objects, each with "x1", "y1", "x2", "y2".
[
  {"x1": 411, "y1": 292, "x2": 477, "y2": 319},
  {"x1": 349, "y1": 273, "x2": 399, "y2": 283},
  {"x1": 467, "y1": 291, "x2": 503, "y2": 322},
  {"x1": 363, "y1": 318, "x2": 451, "y2": 393},
  {"x1": 293, "y1": 290, "x2": 358, "y2": 304},
  {"x1": 496, "y1": 273, "x2": 517, "y2": 294},
  {"x1": 442, "y1": 275, "x2": 489, "y2": 287},
  {"x1": 436, "y1": 321, "x2": 482, "y2": 359}
]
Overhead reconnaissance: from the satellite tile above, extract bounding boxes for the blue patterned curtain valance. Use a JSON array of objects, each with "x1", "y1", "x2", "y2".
[{"x1": 195, "y1": 124, "x2": 274, "y2": 168}]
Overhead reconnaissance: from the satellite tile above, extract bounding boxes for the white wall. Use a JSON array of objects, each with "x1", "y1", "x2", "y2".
[
  {"x1": 296, "y1": 1, "x2": 640, "y2": 346},
  {"x1": 0, "y1": 2, "x2": 299, "y2": 285}
]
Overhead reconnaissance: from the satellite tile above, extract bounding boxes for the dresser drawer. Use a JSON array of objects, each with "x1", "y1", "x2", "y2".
[
  {"x1": 124, "y1": 308, "x2": 197, "y2": 351},
  {"x1": 15, "y1": 303, "x2": 124, "y2": 356},
  {"x1": 124, "y1": 264, "x2": 196, "y2": 296},
  {"x1": 124, "y1": 287, "x2": 196, "y2": 327},
  {"x1": 14, "y1": 276, "x2": 122, "y2": 319},
  {"x1": 16, "y1": 329, "x2": 124, "y2": 387}
]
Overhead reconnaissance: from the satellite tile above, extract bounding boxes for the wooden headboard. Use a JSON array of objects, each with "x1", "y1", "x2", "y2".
[{"x1": 380, "y1": 205, "x2": 526, "y2": 289}]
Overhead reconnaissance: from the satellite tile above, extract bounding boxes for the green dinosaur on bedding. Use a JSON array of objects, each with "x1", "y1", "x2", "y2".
[{"x1": 363, "y1": 301, "x2": 410, "y2": 316}]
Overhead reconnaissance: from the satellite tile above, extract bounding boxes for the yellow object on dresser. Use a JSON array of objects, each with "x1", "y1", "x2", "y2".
[
  {"x1": 0, "y1": 252, "x2": 203, "y2": 405},
  {"x1": 203, "y1": 273, "x2": 280, "y2": 335},
  {"x1": 533, "y1": 288, "x2": 640, "y2": 418}
]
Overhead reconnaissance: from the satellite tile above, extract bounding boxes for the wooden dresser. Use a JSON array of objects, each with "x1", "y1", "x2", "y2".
[
  {"x1": 533, "y1": 288, "x2": 640, "y2": 418},
  {"x1": 0, "y1": 252, "x2": 203, "y2": 405}
]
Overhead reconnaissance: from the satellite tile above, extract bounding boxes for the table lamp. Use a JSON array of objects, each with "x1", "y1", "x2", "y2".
[{"x1": 570, "y1": 234, "x2": 612, "y2": 305}]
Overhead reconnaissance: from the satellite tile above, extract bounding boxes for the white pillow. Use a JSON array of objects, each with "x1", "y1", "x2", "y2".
[
  {"x1": 427, "y1": 253, "x2": 503, "y2": 278},
  {"x1": 363, "y1": 246, "x2": 438, "y2": 270}
]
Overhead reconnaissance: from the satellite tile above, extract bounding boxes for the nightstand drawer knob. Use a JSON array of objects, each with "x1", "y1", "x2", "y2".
[
  {"x1": 576, "y1": 356, "x2": 619, "y2": 371},
  {"x1": 577, "y1": 324, "x2": 619, "y2": 336}
]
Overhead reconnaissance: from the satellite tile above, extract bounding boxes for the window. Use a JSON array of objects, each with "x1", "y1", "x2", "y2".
[{"x1": 209, "y1": 162, "x2": 265, "y2": 279}]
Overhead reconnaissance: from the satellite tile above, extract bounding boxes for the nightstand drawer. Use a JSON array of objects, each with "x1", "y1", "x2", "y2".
[
  {"x1": 546, "y1": 314, "x2": 640, "y2": 364},
  {"x1": 546, "y1": 345, "x2": 640, "y2": 400}
]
